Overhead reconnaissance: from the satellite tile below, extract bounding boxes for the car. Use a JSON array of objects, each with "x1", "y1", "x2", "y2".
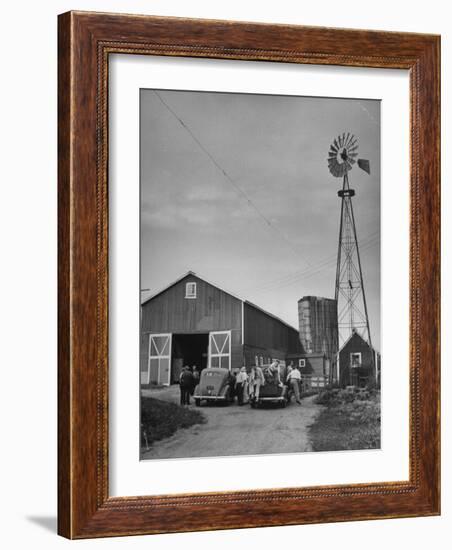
[
  {"x1": 194, "y1": 367, "x2": 235, "y2": 406},
  {"x1": 250, "y1": 365, "x2": 290, "y2": 409},
  {"x1": 250, "y1": 380, "x2": 289, "y2": 408}
]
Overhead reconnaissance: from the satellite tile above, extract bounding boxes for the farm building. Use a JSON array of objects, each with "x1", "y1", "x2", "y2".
[
  {"x1": 286, "y1": 353, "x2": 331, "y2": 378},
  {"x1": 337, "y1": 330, "x2": 381, "y2": 387},
  {"x1": 287, "y1": 296, "x2": 339, "y2": 381},
  {"x1": 140, "y1": 271, "x2": 303, "y2": 386}
]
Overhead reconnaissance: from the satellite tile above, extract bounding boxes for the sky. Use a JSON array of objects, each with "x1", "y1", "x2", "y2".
[{"x1": 140, "y1": 89, "x2": 381, "y2": 350}]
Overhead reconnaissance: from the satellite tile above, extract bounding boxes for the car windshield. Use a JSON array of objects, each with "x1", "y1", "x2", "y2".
[{"x1": 204, "y1": 371, "x2": 224, "y2": 377}]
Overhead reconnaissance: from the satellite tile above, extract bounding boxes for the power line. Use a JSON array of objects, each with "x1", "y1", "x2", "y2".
[
  {"x1": 244, "y1": 231, "x2": 379, "y2": 294},
  {"x1": 251, "y1": 239, "x2": 379, "y2": 295},
  {"x1": 153, "y1": 90, "x2": 311, "y2": 268}
]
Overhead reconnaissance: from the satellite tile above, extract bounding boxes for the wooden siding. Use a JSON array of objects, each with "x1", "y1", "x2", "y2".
[
  {"x1": 287, "y1": 354, "x2": 327, "y2": 376},
  {"x1": 243, "y1": 345, "x2": 285, "y2": 368},
  {"x1": 338, "y1": 332, "x2": 380, "y2": 387},
  {"x1": 141, "y1": 275, "x2": 243, "y2": 376},
  {"x1": 243, "y1": 303, "x2": 302, "y2": 361},
  {"x1": 142, "y1": 274, "x2": 242, "y2": 335}
]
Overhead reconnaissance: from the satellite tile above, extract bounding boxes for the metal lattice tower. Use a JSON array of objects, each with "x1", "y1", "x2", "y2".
[{"x1": 328, "y1": 133, "x2": 373, "y2": 352}]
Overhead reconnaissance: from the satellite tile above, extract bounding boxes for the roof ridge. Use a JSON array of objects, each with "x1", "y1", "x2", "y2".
[{"x1": 141, "y1": 270, "x2": 299, "y2": 332}]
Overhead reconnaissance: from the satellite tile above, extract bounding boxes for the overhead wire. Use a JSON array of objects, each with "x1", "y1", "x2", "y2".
[
  {"x1": 244, "y1": 231, "x2": 379, "y2": 294},
  {"x1": 153, "y1": 90, "x2": 380, "y2": 298},
  {"x1": 153, "y1": 90, "x2": 311, "y2": 268}
]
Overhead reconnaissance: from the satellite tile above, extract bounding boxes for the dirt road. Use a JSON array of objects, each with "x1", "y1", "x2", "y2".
[{"x1": 141, "y1": 386, "x2": 323, "y2": 460}]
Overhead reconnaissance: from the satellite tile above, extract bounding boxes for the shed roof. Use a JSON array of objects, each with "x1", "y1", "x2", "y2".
[{"x1": 339, "y1": 330, "x2": 380, "y2": 355}]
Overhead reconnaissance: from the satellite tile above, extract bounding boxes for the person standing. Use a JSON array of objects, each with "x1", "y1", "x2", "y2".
[
  {"x1": 286, "y1": 366, "x2": 302, "y2": 404},
  {"x1": 249, "y1": 364, "x2": 265, "y2": 402},
  {"x1": 229, "y1": 370, "x2": 237, "y2": 401},
  {"x1": 235, "y1": 367, "x2": 248, "y2": 406},
  {"x1": 179, "y1": 366, "x2": 193, "y2": 406},
  {"x1": 191, "y1": 365, "x2": 200, "y2": 396},
  {"x1": 268, "y1": 359, "x2": 282, "y2": 386}
]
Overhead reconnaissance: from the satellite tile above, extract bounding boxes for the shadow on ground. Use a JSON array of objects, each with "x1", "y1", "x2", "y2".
[{"x1": 26, "y1": 516, "x2": 57, "y2": 533}]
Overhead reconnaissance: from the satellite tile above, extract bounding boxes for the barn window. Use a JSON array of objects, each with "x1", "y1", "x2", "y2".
[
  {"x1": 185, "y1": 282, "x2": 197, "y2": 299},
  {"x1": 299, "y1": 359, "x2": 306, "y2": 368},
  {"x1": 350, "y1": 352, "x2": 362, "y2": 368}
]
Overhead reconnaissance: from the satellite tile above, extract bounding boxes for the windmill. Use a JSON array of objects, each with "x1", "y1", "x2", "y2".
[{"x1": 328, "y1": 133, "x2": 374, "y2": 376}]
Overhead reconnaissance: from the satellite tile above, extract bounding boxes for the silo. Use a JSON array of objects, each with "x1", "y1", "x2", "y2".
[{"x1": 298, "y1": 296, "x2": 338, "y2": 365}]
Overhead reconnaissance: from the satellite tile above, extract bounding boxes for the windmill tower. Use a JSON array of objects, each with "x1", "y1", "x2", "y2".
[{"x1": 328, "y1": 133, "x2": 374, "y2": 361}]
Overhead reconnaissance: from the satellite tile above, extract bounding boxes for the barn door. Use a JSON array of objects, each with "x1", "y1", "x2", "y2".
[
  {"x1": 148, "y1": 333, "x2": 172, "y2": 385},
  {"x1": 208, "y1": 331, "x2": 231, "y2": 370}
]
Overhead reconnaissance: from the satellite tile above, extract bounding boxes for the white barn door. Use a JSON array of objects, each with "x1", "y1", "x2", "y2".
[
  {"x1": 208, "y1": 331, "x2": 231, "y2": 370},
  {"x1": 148, "y1": 333, "x2": 172, "y2": 385}
]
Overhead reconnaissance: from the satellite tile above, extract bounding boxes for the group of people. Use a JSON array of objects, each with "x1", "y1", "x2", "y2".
[
  {"x1": 247, "y1": 360, "x2": 303, "y2": 404},
  {"x1": 178, "y1": 365, "x2": 200, "y2": 405},
  {"x1": 178, "y1": 359, "x2": 304, "y2": 406}
]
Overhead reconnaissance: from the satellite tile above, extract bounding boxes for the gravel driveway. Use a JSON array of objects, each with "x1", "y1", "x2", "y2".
[{"x1": 141, "y1": 385, "x2": 322, "y2": 460}]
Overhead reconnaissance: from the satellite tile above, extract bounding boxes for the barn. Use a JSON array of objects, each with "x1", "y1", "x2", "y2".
[
  {"x1": 338, "y1": 330, "x2": 381, "y2": 387},
  {"x1": 140, "y1": 271, "x2": 302, "y2": 386}
]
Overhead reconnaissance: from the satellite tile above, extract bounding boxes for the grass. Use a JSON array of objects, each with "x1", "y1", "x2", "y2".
[
  {"x1": 309, "y1": 387, "x2": 381, "y2": 452},
  {"x1": 141, "y1": 397, "x2": 207, "y2": 448}
]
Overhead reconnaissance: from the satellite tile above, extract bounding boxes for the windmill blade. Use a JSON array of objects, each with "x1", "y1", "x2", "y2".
[
  {"x1": 358, "y1": 159, "x2": 370, "y2": 174},
  {"x1": 328, "y1": 134, "x2": 360, "y2": 177},
  {"x1": 328, "y1": 158, "x2": 342, "y2": 177}
]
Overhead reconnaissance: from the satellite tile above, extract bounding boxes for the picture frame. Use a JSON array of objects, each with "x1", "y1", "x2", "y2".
[{"x1": 58, "y1": 11, "x2": 440, "y2": 539}]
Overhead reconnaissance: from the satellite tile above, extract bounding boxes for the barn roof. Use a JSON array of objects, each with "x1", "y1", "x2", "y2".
[{"x1": 141, "y1": 270, "x2": 299, "y2": 332}]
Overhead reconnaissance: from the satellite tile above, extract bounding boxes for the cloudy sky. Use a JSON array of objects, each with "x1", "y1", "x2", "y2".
[{"x1": 141, "y1": 89, "x2": 380, "y2": 349}]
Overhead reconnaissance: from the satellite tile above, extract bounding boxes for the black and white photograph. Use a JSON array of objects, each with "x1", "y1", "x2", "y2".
[{"x1": 139, "y1": 89, "x2": 381, "y2": 460}]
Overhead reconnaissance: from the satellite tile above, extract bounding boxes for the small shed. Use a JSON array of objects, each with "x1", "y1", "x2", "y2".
[
  {"x1": 338, "y1": 331, "x2": 381, "y2": 387},
  {"x1": 286, "y1": 353, "x2": 330, "y2": 377},
  {"x1": 140, "y1": 271, "x2": 302, "y2": 386}
]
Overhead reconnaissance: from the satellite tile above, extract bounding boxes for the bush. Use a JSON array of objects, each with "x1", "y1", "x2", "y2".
[
  {"x1": 310, "y1": 389, "x2": 381, "y2": 451},
  {"x1": 141, "y1": 397, "x2": 206, "y2": 448}
]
